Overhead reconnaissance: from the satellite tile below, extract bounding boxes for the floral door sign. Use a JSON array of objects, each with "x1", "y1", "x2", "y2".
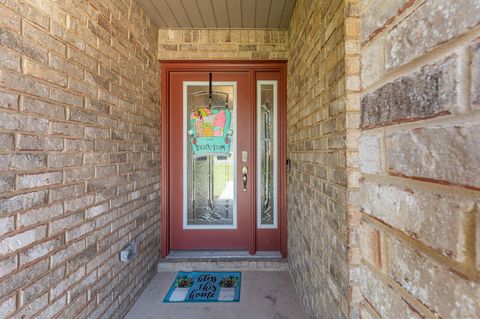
[{"x1": 189, "y1": 107, "x2": 232, "y2": 157}]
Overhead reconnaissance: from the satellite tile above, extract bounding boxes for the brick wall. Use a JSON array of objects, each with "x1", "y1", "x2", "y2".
[
  {"x1": 359, "y1": 0, "x2": 480, "y2": 318},
  {"x1": 0, "y1": 0, "x2": 160, "y2": 318},
  {"x1": 287, "y1": 0, "x2": 361, "y2": 318},
  {"x1": 158, "y1": 29, "x2": 288, "y2": 60}
]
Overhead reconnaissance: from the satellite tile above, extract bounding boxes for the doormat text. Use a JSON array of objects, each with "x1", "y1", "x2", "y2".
[{"x1": 163, "y1": 271, "x2": 241, "y2": 303}]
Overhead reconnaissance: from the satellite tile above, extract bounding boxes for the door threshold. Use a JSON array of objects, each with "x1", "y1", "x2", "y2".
[
  {"x1": 166, "y1": 250, "x2": 282, "y2": 260},
  {"x1": 158, "y1": 250, "x2": 287, "y2": 272}
]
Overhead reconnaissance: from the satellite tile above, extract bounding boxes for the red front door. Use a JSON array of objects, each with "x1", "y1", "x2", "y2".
[{"x1": 169, "y1": 71, "x2": 254, "y2": 250}]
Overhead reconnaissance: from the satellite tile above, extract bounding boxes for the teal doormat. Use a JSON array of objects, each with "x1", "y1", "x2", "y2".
[{"x1": 163, "y1": 271, "x2": 241, "y2": 303}]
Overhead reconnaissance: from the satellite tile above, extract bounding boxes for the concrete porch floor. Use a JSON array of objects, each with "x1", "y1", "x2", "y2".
[{"x1": 125, "y1": 271, "x2": 305, "y2": 319}]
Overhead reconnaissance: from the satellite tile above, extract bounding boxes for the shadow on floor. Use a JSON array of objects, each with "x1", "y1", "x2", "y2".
[{"x1": 125, "y1": 271, "x2": 305, "y2": 319}]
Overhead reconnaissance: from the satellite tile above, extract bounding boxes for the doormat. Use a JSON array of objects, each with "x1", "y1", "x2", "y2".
[{"x1": 163, "y1": 271, "x2": 241, "y2": 303}]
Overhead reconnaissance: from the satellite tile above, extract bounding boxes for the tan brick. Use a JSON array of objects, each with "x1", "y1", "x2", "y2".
[
  {"x1": 49, "y1": 86, "x2": 84, "y2": 108},
  {"x1": 0, "y1": 91, "x2": 18, "y2": 110},
  {"x1": 85, "y1": 126, "x2": 110, "y2": 139},
  {"x1": 35, "y1": 294, "x2": 66, "y2": 318},
  {"x1": 0, "y1": 253, "x2": 16, "y2": 278},
  {"x1": 386, "y1": 235, "x2": 480, "y2": 318},
  {"x1": 85, "y1": 71, "x2": 109, "y2": 91},
  {"x1": 0, "y1": 153, "x2": 47, "y2": 171},
  {"x1": 67, "y1": 46, "x2": 97, "y2": 72},
  {"x1": 21, "y1": 265, "x2": 65, "y2": 305},
  {"x1": 51, "y1": 239, "x2": 85, "y2": 267},
  {"x1": 69, "y1": 77, "x2": 97, "y2": 98},
  {"x1": 64, "y1": 194, "x2": 95, "y2": 213},
  {"x1": 0, "y1": 46, "x2": 20, "y2": 71},
  {"x1": 50, "y1": 266, "x2": 85, "y2": 300},
  {"x1": 0, "y1": 132, "x2": 14, "y2": 151},
  {"x1": 23, "y1": 21, "x2": 66, "y2": 56},
  {"x1": 49, "y1": 52, "x2": 84, "y2": 80},
  {"x1": 69, "y1": 108, "x2": 97, "y2": 124},
  {"x1": 0, "y1": 260, "x2": 49, "y2": 299},
  {"x1": 16, "y1": 134, "x2": 64, "y2": 151},
  {"x1": 19, "y1": 235, "x2": 64, "y2": 265},
  {"x1": 50, "y1": 121, "x2": 84, "y2": 137},
  {"x1": 46, "y1": 136, "x2": 64, "y2": 151},
  {"x1": 361, "y1": 37, "x2": 384, "y2": 88},
  {"x1": 50, "y1": 20, "x2": 86, "y2": 51},
  {"x1": 67, "y1": 245, "x2": 96, "y2": 273},
  {"x1": 387, "y1": 0, "x2": 480, "y2": 69},
  {"x1": 14, "y1": 293, "x2": 48, "y2": 319},
  {"x1": 84, "y1": 152, "x2": 110, "y2": 165},
  {"x1": 66, "y1": 220, "x2": 95, "y2": 242},
  {"x1": 362, "y1": 181, "x2": 474, "y2": 261},
  {"x1": 0, "y1": 5, "x2": 20, "y2": 32},
  {"x1": 23, "y1": 58, "x2": 68, "y2": 87},
  {"x1": 48, "y1": 152, "x2": 83, "y2": 168},
  {"x1": 50, "y1": 211, "x2": 85, "y2": 237},
  {"x1": 362, "y1": 55, "x2": 457, "y2": 129},
  {"x1": 386, "y1": 120, "x2": 480, "y2": 188},
  {"x1": 71, "y1": 271, "x2": 97, "y2": 303},
  {"x1": 85, "y1": 202, "x2": 109, "y2": 219},
  {"x1": 86, "y1": 248, "x2": 110, "y2": 273},
  {"x1": 359, "y1": 265, "x2": 422, "y2": 319},
  {"x1": 65, "y1": 139, "x2": 94, "y2": 152},
  {"x1": 49, "y1": 183, "x2": 85, "y2": 202},
  {"x1": 361, "y1": 0, "x2": 411, "y2": 41},
  {"x1": 87, "y1": 19, "x2": 111, "y2": 44},
  {"x1": 18, "y1": 203, "x2": 64, "y2": 228},
  {"x1": 0, "y1": 295, "x2": 15, "y2": 318},
  {"x1": 359, "y1": 221, "x2": 381, "y2": 268},
  {"x1": 0, "y1": 1, "x2": 161, "y2": 318},
  {"x1": 477, "y1": 206, "x2": 480, "y2": 270},
  {"x1": 17, "y1": 171, "x2": 63, "y2": 189},
  {"x1": 0, "y1": 111, "x2": 49, "y2": 133},
  {"x1": 0, "y1": 174, "x2": 14, "y2": 193},
  {"x1": 16, "y1": 134, "x2": 45, "y2": 151},
  {"x1": 2, "y1": 0, "x2": 49, "y2": 29},
  {"x1": 358, "y1": 132, "x2": 382, "y2": 174},
  {"x1": 0, "y1": 27, "x2": 48, "y2": 64},
  {"x1": 62, "y1": 294, "x2": 88, "y2": 319},
  {"x1": 64, "y1": 166, "x2": 95, "y2": 183},
  {"x1": 0, "y1": 190, "x2": 47, "y2": 214},
  {"x1": 0, "y1": 225, "x2": 46, "y2": 256},
  {"x1": 0, "y1": 69, "x2": 49, "y2": 98},
  {"x1": 472, "y1": 37, "x2": 480, "y2": 110}
]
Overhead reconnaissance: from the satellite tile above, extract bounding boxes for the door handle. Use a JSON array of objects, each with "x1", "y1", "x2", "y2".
[{"x1": 242, "y1": 166, "x2": 248, "y2": 192}]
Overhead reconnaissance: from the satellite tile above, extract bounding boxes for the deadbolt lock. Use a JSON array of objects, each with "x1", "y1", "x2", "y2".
[{"x1": 242, "y1": 151, "x2": 248, "y2": 163}]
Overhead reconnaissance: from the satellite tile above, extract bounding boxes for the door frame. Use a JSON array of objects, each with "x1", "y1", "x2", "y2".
[{"x1": 160, "y1": 60, "x2": 287, "y2": 258}]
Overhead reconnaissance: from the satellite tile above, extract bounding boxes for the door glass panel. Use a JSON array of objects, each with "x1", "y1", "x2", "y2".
[
  {"x1": 257, "y1": 81, "x2": 278, "y2": 228},
  {"x1": 183, "y1": 82, "x2": 237, "y2": 229}
]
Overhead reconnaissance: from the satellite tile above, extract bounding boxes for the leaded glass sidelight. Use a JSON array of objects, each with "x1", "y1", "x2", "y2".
[
  {"x1": 257, "y1": 81, "x2": 278, "y2": 228},
  {"x1": 183, "y1": 82, "x2": 237, "y2": 229}
]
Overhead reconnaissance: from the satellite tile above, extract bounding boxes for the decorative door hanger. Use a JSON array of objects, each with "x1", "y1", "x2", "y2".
[{"x1": 189, "y1": 107, "x2": 232, "y2": 157}]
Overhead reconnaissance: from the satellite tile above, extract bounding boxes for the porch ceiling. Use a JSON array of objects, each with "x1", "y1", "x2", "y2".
[{"x1": 139, "y1": 0, "x2": 296, "y2": 29}]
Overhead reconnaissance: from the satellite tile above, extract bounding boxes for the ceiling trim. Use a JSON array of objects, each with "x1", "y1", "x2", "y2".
[{"x1": 139, "y1": 0, "x2": 296, "y2": 30}]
